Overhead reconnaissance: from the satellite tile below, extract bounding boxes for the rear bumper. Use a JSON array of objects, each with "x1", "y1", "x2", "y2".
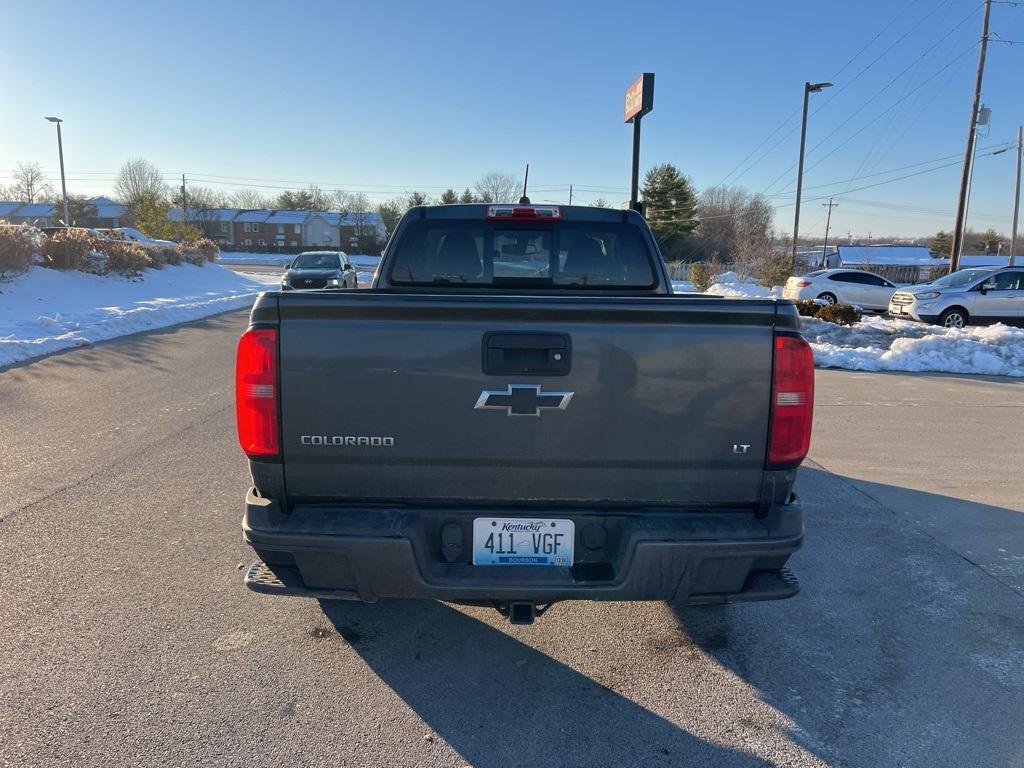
[{"x1": 242, "y1": 489, "x2": 803, "y2": 605}]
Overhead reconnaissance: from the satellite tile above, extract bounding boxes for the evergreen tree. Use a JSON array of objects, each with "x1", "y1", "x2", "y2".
[
  {"x1": 458, "y1": 188, "x2": 476, "y2": 204},
  {"x1": 930, "y1": 231, "x2": 951, "y2": 258},
  {"x1": 439, "y1": 188, "x2": 459, "y2": 205},
  {"x1": 975, "y1": 228, "x2": 1001, "y2": 255},
  {"x1": 641, "y1": 163, "x2": 698, "y2": 258},
  {"x1": 377, "y1": 199, "x2": 403, "y2": 235},
  {"x1": 406, "y1": 191, "x2": 429, "y2": 209},
  {"x1": 274, "y1": 185, "x2": 328, "y2": 211}
]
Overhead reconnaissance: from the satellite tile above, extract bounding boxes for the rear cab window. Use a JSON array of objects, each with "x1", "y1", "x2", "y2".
[{"x1": 388, "y1": 210, "x2": 658, "y2": 290}]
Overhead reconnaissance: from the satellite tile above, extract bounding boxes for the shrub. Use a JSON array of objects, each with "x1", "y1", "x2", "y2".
[
  {"x1": 43, "y1": 228, "x2": 97, "y2": 270},
  {"x1": 0, "y1": 224, "x2": 36, "y2": 277},
  {"x1": 181, "y1": 238, "x2": 219, "y2": 265},
  {"x1": 196, "y1": 238, "x2": 219, "y2": 262},
  {"x1": 147, "y1": 246, "x2": 166, "y2": 269},
  {"x1": 689, "y1": 262, "x2": 713, "y2": 292},
  {"x1": 815, "y1": 303, "x2": 861, "y2": 326},
  {"x1": 101, "y1": 241, "x2": 151, "y2": 275},
  {"x1": 794, "y1": 298, "x2": 821, "y2": 317},
  {"x1": 157, "y1": 245, "x2": 183, "y2": 267}
]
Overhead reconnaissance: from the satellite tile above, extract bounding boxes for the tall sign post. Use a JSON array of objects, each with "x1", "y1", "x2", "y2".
[{"x1": 624, "y1": 73, "x2": 654, "y2": 213}]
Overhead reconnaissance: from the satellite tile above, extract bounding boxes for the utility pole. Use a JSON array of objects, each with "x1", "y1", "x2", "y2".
[
  {"x1": 821, "y1": 198, "x2": 838, "y2": 267},
  {"x1": 568, "y1": 184, "x2": 573, "y2": 206},
  {"x1": 950, "y1": 0, "x2": 991, "y2": 273},
  {"x1": 1011, "y1": 124, "x2": 1022, "y2": 266}
]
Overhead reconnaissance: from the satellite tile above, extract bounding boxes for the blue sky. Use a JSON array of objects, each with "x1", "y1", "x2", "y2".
[{"x1": 2, "y1": 0, "x2": 1022, "y2": 237}]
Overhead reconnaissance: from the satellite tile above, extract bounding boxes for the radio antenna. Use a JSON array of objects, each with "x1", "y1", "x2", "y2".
[{"x1": 519, "y1": 163, "x2": 530, "y2": 204}]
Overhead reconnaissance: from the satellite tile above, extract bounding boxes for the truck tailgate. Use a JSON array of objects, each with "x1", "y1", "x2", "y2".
[{"x1": 276, "y1": 293, "x2": 778, "y2": 508}]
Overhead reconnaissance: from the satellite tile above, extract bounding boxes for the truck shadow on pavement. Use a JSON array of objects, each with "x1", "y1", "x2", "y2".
[
  {"x1": 672, "y1": 466, "x2": 1024, "y2": 768},
  {"x1": 319, "y1": 598, "x2": 788, "y2": 768}
]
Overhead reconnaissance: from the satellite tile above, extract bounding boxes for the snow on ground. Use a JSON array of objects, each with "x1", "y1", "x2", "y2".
[
  {"x1": 803, "y1": 314, "x2": 1024, "y2": 378},
  {"x1": 217, "y1": 252, "x2": 293, "y2": 267},
  {"x1": 0, "y1": 264, "x2": 279, "y2": 368}
]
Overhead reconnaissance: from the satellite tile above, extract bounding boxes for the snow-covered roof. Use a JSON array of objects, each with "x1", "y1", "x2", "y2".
[
  {"x1": 168, "y1": 207, "x2": 237, "y2": 223},
  {"x1": 87, "y1": 196, "x2": 127, "y2": 218},
  {"x1": 958, "y1": 254, "x2": 1014, "y2": 267},
  {"x1": 266, "y1": 210, "x2": 308, "y2": 224},
  {"x1": 836, "y1": 245, "x2": 937, "y2": 266},
  {"x1": 0, "y1": 202, "x2": 23, "y2": 217},
  {"x1": 233, "y1": 209, "x2": 273, "y2": 223},
  {"x1": 11, "y1": 203, "x2": 55, "y2": 217},
  {"x1": 307, "y1": 211, "x2": 340, "y2": 225},
  {"x1": 340, "y1": 211, "x2": 384, "y2": 227}
]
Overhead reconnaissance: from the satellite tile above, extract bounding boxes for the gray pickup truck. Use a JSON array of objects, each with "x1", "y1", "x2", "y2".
[{"x1": 236, "y1": 203, "x2": 813, "y2": 623}]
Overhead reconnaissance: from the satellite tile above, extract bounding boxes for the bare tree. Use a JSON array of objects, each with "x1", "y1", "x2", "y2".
[
  {"x1": 697, "y1": 185, "x2": 774, "y2": 268},
  {"x1": 328, "y1": 190, "x2": 351, "y2": 217},
  {"x1": 474, "y1": 171, "x2": 519, "y2": 204},
  {"x1": 115, "y1": 158, "x2": 166, "y2": 207},
  {"x1": 229, "y1": 189, "x2": 272, "y2": 209},
  {"x1": 171, "y1": 185, "x2": 227, "y2": 238},
  {"x1": 346, "y1": 192, "x2": 377, "y2": 252},
  {"x1": 9, "y1": 161, "x2": 54, "y2": 203}
]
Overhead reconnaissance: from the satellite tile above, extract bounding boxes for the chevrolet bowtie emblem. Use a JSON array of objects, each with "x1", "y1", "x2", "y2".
[{"x1": 474, "y1": 384, "x2": 574, "y2": 417}]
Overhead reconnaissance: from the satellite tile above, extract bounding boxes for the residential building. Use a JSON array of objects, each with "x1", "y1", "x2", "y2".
[
  {"x1": 2, "y1": 203, "x2": 55, "y2": 226},
  {"x1": 266, "y1": 210, "x2": 307, "y2": 248},
  {"x1": 0, "y1": 202, "x2": 23, "y2": 221},
  {"x1": 232, "y1": 210, "x2": 273, "y2": 248},
  {"x1": 168, "y1": 207, "x2": 239, "y2": 245},
  {"x1": 87, "y1": 196, "x2": 128, "y2": 227},
  {"x1": 305, "y1": 212, "x2": 342, "y2": 248}
]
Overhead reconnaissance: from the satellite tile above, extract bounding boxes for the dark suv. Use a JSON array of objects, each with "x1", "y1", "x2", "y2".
[{"x1": 280, "y1": 251, "x2": 357, "y2": 290}]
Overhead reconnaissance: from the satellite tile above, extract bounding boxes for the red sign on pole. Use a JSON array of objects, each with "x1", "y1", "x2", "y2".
[{"x1": 624, "y1": 73, "x2": 655, "y2": 123}]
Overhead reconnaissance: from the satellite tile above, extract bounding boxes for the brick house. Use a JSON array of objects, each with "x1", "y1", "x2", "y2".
[
  {"x1": 266, "y1": 210, "x2": 306, "y2": 248},
  {"x1": 232, "y1": 210, "x2": 273, "y2": 248}
]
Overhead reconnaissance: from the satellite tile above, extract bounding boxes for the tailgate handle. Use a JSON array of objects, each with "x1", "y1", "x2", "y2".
[{"x1": 483, "y1": 332, "x2": 571, "y2": 376}]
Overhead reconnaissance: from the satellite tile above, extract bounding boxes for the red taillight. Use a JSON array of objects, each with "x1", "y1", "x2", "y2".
[
  {"x1": 235, "y1": 328, "x2": 279, "y2": 459},
  {"x1": 795, "y1": 280, "x2": 811, "y2": 288},
  {"x1": 767, "y1": 334, "x2": 814, "y2": 468}
]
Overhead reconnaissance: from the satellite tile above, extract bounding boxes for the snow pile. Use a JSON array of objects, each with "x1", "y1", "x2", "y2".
[
  {"x1": 705, "y1": 281, "x2": 781, "y2": 298},
  {"x1": 804, "y1": 315, "x2": 1024, "y2": 377},
  {"x1": 0, "y1": 264, "x2": 279, "y2": 368},
  {"x1": 671, "y1": 280, "x2": 696, "y2": 292}
]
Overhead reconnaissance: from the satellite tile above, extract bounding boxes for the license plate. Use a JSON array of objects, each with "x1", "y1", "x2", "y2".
[{"x1": 472, "y1": 518, "x2": 575, "y2": 566}]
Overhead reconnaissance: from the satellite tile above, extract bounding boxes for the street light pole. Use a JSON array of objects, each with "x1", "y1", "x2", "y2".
[
  {"x1": 1011, "y1": 125, "x2": 1022, "y2": 266},
  {"x1": 792, "y1": 81, "x2": 832, "y2": 271},
  {"x1": 45, "y1": 117, "x2": 70, "y2": 227}
]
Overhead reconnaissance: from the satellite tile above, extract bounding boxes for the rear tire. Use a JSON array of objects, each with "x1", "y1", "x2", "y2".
[
  {"x1": 817, "y1": 292, "x2": 837, "y2": 305},
  {"x1": 939, "y1": 307, "x2": 969, "y2": 328}
]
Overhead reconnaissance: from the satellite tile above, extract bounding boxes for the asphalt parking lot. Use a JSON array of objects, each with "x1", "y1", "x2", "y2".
[{"x1": 1, "y1": 311, "x2": 1021, "y2": 767}]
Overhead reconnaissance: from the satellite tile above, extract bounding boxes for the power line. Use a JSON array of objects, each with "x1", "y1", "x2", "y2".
[
  {"x1": 763, "y1": 39, "x2": 981, "y2": 197},
  {"x1": 719, "y1": 0, "x2": 950, "y2": 187}
]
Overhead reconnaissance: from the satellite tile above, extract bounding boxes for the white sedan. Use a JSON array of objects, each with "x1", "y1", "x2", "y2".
[{"x1": 783, "y1": 269, "x2": 898, "y2": 311}]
